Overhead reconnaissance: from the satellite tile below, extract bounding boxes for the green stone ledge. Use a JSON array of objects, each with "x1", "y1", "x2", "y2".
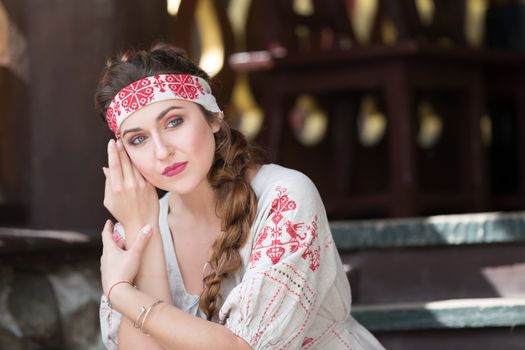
[
  {"x1": 0, "y1": 227, "x2": 99, "y2": 255},
  {"x1": 352, "y1": 298, "x2": 525, "y2": 332},
  {"x1": 331, "y1": 211, "x2": 525, "y2": 250}
]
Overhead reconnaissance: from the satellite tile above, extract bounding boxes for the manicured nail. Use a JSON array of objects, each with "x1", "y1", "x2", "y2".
[
  {"x1": 112, "y1": 232, "x2": 122, "y2": 242},
  {"x1": 140, "y1": 224, "x2": 152, "y2": 236}
]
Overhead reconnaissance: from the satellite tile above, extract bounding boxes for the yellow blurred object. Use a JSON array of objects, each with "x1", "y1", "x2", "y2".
[
  {"x1": 227, "y1": 0, "x2": 263, "y2": 140},
  {"x1": 437, "y1": 37, "x2": 454, "y2": 48},
  {"x1": 417, "y1": 101, "x2": 443, "y2": 149},
  {"x1": 167, "y1": 0, "x2": 182, "y2": 16},
  {"x1": 0, "y1": 2, "x2": 8, "y2": 64},
  {"x1": 296, "y1": 25, "x2": 311, "y2": 51},
  {"x1": 227, "y1": 0, "x2": 251, "y2": 50},
  {"x1": 480, "y1": 114, "x2": 492, "y2": 146},
  {"x1": 465, "y1": 0, "x2": 489, "y2": 48},
  {"x1": 416, "y1": 0, "x2": 435, "y2": 26},
  {"x1": 357, "y1": 95, "x2": 387, "y2": 147},
  {"x1": 290, "y1": 95, "x2": 328, "y2": 147},
  {"x1": 0, "y1": 3, "x2": 28, "y2": 82},
  {"x1": 195, "y1": 0, "x2": 224, "y2": 78},
  {"x1": 351, "y1": 0, "x2": 378, "y2": 44},
  {"x1": 381, "y1": 17, "x2": 397, "y2": 45},
  {"x1": 231, "y1": 74, "x2": 263, "y2": 140},
  {"x1": 294, "y1": 0, "x2": 314, "y2": 16}
]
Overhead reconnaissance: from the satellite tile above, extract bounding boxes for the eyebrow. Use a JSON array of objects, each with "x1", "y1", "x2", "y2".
[{"x1": 121, "y1": 106, "x2": 184, "y2": 138}]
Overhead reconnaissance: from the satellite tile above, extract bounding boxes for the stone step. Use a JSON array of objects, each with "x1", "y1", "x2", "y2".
[
  {"x1": 331, "y1": 211, "x2": 525, "y2": 250},
  {"x1": 332, "y1": 212, "x2": 525, "y2": 304},
  {"x1": 353, "y1": 297, "x2": 525, "y2": 331},
  {"x1": 340, "y1": 243, "x2": 525, "y2": 304},
  {"x1": 0, "y1": 227, "x2": 99, "y2": 264},
  {"x1": 352, "y1": 298, "x2": 525, "y2": 350}
]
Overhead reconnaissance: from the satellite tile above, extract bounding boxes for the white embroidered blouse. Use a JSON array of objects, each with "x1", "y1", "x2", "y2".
[{"x1": 100, "y1": 164, "x2": 385, "y2": 349}]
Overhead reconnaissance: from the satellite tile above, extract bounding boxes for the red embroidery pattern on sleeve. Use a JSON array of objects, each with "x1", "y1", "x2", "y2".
[
  {"x1": 302, "y1": 337, "x2": 314, "y2": 347},
  {"x1": 249, "y1": 186, "x2": 321, "y2": 271},
  {"x1": 332, "y1": 329, "x2": 352, "y2": 349},
  {"x1": 301, "y1": 321, "x2": 337, "y2": 349},
  {"x1": 250, "y1": 264, "x2": 318, "y2": 349}
]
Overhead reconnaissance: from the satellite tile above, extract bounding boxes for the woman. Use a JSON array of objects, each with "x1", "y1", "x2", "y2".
[{"x1": 97, "y1": 43, "x2": 384, "y2": 349}]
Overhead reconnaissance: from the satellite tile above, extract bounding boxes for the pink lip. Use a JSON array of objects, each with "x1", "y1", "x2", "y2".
[{"x1": 162, "y1": 162, "x2": 187, "y2": 177}]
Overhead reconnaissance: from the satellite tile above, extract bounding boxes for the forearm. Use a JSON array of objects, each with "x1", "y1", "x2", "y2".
[
  {"x1": 112, "y1": 285, "x2": 251, "y2": 350},
  {"x1": 118, "y1": 224, "x2": 172, "y2": 349},
  {"x1": 123, "y1": 222, "x2": 172, "y2": 302},
  {"x1": 118, "y1": 314, "x2": 168, "y2": 349}
]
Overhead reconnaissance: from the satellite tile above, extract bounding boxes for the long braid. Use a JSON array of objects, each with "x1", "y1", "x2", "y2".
[{"x1": 199, "y1": 121, "x2": 263, "y2": 320}]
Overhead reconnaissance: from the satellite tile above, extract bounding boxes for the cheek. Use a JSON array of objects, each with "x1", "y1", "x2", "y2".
[
  {"x1": 127, "y1": 152, "x2": 154, "y2": 179},
  {"x1": 190, "y1": 128, "x2": 216, "y2": 163}
]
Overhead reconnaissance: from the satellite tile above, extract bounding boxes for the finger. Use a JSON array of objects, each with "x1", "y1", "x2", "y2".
[
  {"x1": 107, "y1": 140, "x2": 123, "y2": 190},
  {"x1": 101, "y1": 219, "x2": 114, "y2": 247},
  {"x1": 117, "y1": 140, "x2": 135, "y2": 186},
  {"x1": 103, "y1": 169, "x2": 111, "y2": 208},
  {"x1": 129, "y1": 224, "x2": 152, "y2": 258},
  {"x1": 113, "y1": 222, "x2": 126, "y2": 249},
  {"x1": 132, "y1": 164, "x2": 145, "y2": 185}
]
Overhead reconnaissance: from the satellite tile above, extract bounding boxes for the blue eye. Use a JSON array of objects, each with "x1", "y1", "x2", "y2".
[
  {"x1": 130, "y1": 135, "x2": 146, "y2": 145},
  {"x1": 167, "y1": 117, "x2": 183, "y2": 128}
]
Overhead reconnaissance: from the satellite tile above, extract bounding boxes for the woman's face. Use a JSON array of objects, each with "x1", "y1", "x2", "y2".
[{"x1": 119, "y1": 99, "x2": 220, "y2": 195}]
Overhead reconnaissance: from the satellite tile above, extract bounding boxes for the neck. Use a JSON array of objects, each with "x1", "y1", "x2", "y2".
[{"x1": 168, "y1": 177, "x2": 219, "y2": 228}]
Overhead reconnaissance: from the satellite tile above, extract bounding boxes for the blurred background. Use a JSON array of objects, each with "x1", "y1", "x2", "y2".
[
  {"x1": 2, "y1": 0, "x2": 525, "y2": 228},
  {"x1": 0, "y1": 0, "x2": 525, "y2": 349}
]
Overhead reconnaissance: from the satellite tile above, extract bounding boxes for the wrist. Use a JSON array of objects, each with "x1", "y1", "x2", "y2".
[
  {"x1": 122, "y1": 221, "x2": 158, "y2": 239},
  {"x1": 109, "y1": 282, "x2": 136, "y2": 312}
]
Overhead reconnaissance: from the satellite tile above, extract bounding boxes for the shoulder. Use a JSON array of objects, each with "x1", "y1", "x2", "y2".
[
  {"x1": 251, "y1": 164, "x2": 324, "y2": 216},
  {"x1": 252, "y1": 164, "x2": 320, "y2": 201}
]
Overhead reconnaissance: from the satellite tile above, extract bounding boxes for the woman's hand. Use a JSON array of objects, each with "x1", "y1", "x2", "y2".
[
  {"x1": 103, "y1": 139, "x2": 159, "y2": 238},
  {"x1": 100, "y1": 220, "x2": 153, "y2": 295}
]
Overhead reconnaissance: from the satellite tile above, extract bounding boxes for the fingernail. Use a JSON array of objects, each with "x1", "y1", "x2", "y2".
[
  {"x1": 140, "y1": 224, "x2": 152, "y2": 236},
  {"x1": 103, "y1": 220, "x2": 112, "y2": 232},
  {"x1": 112, "y1": 232, "x2": 122, "y2": 242}
]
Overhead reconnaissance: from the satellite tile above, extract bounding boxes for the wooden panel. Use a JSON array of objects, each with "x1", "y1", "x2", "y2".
[{"x1": 16, "y1": 0, "x2": 170, "y2": 229}]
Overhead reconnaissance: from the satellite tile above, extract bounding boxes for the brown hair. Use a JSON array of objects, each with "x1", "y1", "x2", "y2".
[{"x1": 94, "y1": 43, "x2": 266, "y2": 320}]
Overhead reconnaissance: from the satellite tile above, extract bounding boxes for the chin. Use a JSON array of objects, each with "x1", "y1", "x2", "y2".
[{"x1": 161, "y1": 176, "x2": 209, "y2": 196}]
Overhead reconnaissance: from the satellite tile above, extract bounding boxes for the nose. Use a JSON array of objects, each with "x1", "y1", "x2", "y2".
[{"x1": 152, "y1": 135, "x2": 173, "y2": 160}]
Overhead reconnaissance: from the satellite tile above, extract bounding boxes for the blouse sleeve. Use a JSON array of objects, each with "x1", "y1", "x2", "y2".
[
  {"x1": 219, "y1": 175, "x2": 351, "y2": 349},
  {"x1": 99, "y1": 294, "x2": 121, "y2": 349},
  {"x1": 99, "y1": 223, "x2": 126, "y2": 350}
]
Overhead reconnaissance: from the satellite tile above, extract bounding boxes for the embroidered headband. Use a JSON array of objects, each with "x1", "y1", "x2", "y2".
[{"x1": 105, "y1": 74, "x2": 222, "y2": 138}]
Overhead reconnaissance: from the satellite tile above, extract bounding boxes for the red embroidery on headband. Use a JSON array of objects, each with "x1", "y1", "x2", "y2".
[
  {"x1": 105, "y1": 107, "x2": 120, "y2": 138},
  {"x1": 152, "y1": 75, "x2": 167, "y2": 92},
  {"x1": 106, "y1": 74, "x2": 217, "y2": 137},
  {"x1": 119, "y1": 79, "x2": 154, "y2": 113},
  {"x1": 165, "y1": 74, "x2": 204, "y2": 99}
]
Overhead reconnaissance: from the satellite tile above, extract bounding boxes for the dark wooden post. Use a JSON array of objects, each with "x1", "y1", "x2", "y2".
[
  {"x1": 514, "y1": 69, "x2": 525, "y2": 209},
  {"x1": 385, "y1": 61, "x2": 417, "y2": 216}
]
